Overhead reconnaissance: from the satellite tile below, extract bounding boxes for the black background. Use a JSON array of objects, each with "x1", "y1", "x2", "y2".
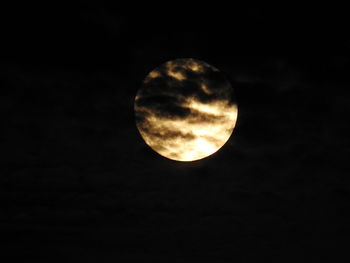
[{"x1": 1, "y1": 3, "x2": 350, "y2": 262}]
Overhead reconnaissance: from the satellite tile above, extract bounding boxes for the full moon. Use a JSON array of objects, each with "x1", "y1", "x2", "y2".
[{"x1": 134, "y1": 58, "x2": 238, "y2": 162}]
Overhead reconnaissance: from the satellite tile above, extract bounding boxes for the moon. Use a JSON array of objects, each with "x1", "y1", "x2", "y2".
[{"x1": 134, "y1": 58, "x2": 238, "y2": 162}]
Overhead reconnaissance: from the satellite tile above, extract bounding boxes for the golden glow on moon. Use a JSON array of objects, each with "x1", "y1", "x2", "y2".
[{"x1": 135, "y1": 58, "x2": 238, "y2": 162}]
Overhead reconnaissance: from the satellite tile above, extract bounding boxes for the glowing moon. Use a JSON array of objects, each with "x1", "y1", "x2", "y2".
[{"x1": 134, "y1": 58, "x2": 238, "y2": 162}]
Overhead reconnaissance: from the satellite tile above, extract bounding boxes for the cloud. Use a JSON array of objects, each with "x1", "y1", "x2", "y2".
[{"x1": 135, "y1": 58, "x2": 238, "y2": 161}]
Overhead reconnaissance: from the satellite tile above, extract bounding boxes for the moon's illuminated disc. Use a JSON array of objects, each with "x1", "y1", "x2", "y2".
[{"x1": 134, "y1": 58, "x2": 238, "y2": 162}]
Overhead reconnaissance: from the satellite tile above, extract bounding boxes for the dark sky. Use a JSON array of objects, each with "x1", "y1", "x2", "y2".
[{"x1": 1, "y1": 4, "x2": 350, "y2": 262}]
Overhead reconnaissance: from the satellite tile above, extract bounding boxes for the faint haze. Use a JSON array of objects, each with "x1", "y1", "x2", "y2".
[{"x1": 1, "y1": 5, "x2": 350, "y2": 262}]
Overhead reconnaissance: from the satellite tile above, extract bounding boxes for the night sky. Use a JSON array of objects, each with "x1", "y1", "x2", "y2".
[{"x1": 1, "y1": 4, "x2": 350, "y2": 262}]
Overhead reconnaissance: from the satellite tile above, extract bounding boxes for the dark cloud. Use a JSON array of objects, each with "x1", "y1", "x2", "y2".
[
  {"x1": 135, "y1": 59, "x2": 236, "y2": 122},
  {"x1": 147, "y1": 129, "x2": 196, "y2": 143},
  {"x1": 186, "y1": 110, "x2": 228, "y2": 123},
  {"x1": 136, "y1": 95, "x2": 190, "y2": 118}
]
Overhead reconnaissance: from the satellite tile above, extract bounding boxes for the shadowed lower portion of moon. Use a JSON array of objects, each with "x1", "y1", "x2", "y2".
[{"x1": 135, "y1": 58, "x2": 238, "y2": 162}]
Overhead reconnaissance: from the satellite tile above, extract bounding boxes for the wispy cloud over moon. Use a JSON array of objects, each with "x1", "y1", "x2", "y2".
[{"x1": 135, "y1": 58, "x2": 238, "y2": 161}]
